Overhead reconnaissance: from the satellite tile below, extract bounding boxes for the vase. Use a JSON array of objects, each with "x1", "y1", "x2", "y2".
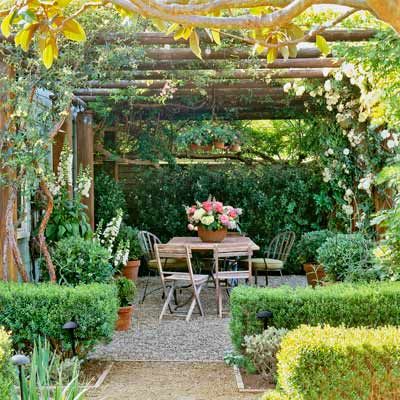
[
  {"x1": 303, "y1": 263, "x2": 325, "y2": 288},
  {"x1": 198, "y1": 226, "x2": 227, "y2": 243},
  {"x1": 122, "y1": 260, "x2": 140, "y2": 282}
]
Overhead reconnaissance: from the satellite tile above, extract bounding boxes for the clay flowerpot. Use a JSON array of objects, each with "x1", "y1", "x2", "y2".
[
  {"x1": 122, "y1": 260, "x2": 140, "y2": 282},
  {"x1": 116, "y1": 305, "x2": 134, "y2": 331},
  {"x1": 190, "y1": 143, "x2": 202, "y2": 151},
  {"x1": 230, "y1": 143, "x2": 241, "y2": 152},
  {"x1": 198, "y1": 226, "x2": 227, "y2": 243},
  {"x1": 213, "y1": 140, "x2": 225, "y2": 150},
  {"x1": 304, "y1": 263, "x2": 325, "y2": 288}
]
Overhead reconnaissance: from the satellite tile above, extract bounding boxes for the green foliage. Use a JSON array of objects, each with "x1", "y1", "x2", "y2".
[
  {"x1": 274, "y1": 325, "x2": 400, "y2": 400},
  {"x1": 0, "y1": 282, "x2": 118, "y2": 354},
  {"x1": 45, "y1": 191, "x2": 92, "y2": 243},
  {"x1": 123, "y1": 163, "x2": 327, "y2": 274},
  {"x1": 117, "y1": 225, "x2": 143, "y2": 260},
  {"x1": 115, "y1": 277, "x2": 137, "y2": 307},
  {"x1": 230, "y1": 282, "x2": 400, "y2": 352},
  {"x1": 244, "y1": 327, "x2": 288, "y2": 382},
  {"x1": 94, "y1": 171, "x2": 128, "y2": 226},
  {"x1": 0, "y1": 329, "x2": 14, "y2": 400},
  {"x1": 50, "y1": 237, "x2": 114, "y2": 286},
  {"x1": 295, "y1": 230, "x2": 335, "y2": 265},
  {"x1": 12, "y1": 337, "x2": 85, "y2": 400},
  {"x1": 317, "y1": 233, "x2": 374, "y2": 282}
]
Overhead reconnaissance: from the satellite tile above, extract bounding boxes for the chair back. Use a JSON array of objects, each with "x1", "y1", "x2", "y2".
[
  {"x1": 214, "y1": 245, "x2": 253, "y2": 276},
  {"x1": 155, "y1": 244, "x2": 193, "y2": 283},
  {"x1": 137, "y1": 230, "x2": 161, "y2": 260},
  {"x1": 266, "y1": 231, "x2": 296, "y2": 262}
]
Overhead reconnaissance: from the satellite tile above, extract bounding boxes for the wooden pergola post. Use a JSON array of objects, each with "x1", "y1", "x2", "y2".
[{"x1": 76, "y1": 110, "x2": 95, "y2": 229}]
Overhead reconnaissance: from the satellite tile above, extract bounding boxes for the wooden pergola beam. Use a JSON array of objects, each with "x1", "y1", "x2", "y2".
[
  {"x1": 136, "y1": 57, "x2": 342, "y2": 70},
  {"x1": 93, "y1": 29, "x2": 377, "y2": 45}
]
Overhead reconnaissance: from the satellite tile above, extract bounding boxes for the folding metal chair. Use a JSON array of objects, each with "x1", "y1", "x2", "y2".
[
  {"x1": 155, "y1": 244, "x2": 208, "y2": 322},
  {"x1": 213, "y1": 245, "x2": 253, "y2": 318}
]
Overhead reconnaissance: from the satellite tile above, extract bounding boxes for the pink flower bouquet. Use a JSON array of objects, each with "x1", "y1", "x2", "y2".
[{"x1": 185, "y1": 197, "x2": 242, "y2": 232}]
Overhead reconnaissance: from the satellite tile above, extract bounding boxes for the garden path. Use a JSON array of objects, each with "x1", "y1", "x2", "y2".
[{"x1": 90, "y1": 275, "x2": 306, "y2": 361}]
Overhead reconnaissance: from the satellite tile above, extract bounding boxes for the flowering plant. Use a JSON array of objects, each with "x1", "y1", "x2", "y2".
[{"x1": 185, "y1": 197, "x2": 242, "y2": 232}]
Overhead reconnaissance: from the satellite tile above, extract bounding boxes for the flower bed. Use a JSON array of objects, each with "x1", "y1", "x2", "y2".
[
  {"x1": 230, "y1": 282, "x2": 400, "y2": 351},
  {"x1": 0, "y1": 329, "x2": 13, "y2": 399}
]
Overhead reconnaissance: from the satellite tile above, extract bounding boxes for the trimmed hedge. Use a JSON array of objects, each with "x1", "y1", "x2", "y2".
[
  {"x1": 230, "y1": 282, "x2": 400, "y2": 351},
  {"x1": 0, "y1": 282, "x2": 118, "y2": 354},
  {"x1": 0, "y1": 329, "x2": 13, "y2": 399},
  {"x1": 264, "y1": 325, "x2": 400, "y2": 400}
]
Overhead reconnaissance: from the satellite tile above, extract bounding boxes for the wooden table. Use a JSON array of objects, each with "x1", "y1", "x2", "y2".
[{"x1": 167, "y1": 236, "x2": 260, "y2": 251}]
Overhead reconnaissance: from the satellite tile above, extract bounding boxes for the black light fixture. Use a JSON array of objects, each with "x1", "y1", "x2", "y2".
[
  {"x1": 63, "y1": 321, "x2": 78, "y2": 356},
  {"x1": 256, "y1": 310, "x2": 273, "y2": 330},
  {"x1": 11, "y1": 354, "x2": 30, "y2": 400}
]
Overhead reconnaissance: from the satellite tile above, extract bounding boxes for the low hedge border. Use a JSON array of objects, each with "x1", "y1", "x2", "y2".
[
  {"x1": 230, "y1": 282, "x2": 400, "y2": 351},
  {"x1": 0, "y1": 328, "x2": 14, "y2": 399},
  {"x1": 0, "y1": 282, "x2": 118, "y2": 354},
  {"x1": 263, "y1": 325, "x2": 400, "y2": 400}
]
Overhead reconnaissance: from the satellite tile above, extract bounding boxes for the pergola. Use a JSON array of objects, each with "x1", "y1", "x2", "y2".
[{"x1": 73, "y1": 28, "x2": 376, "y2": 120}]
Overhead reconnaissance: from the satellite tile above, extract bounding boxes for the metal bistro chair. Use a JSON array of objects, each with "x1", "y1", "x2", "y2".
[
  {"x1": 155, "y1": 244, "x2": 208, "y2": 322},
  {"x1": 138, "y1": 230, "x2": 187, "y2": 303},
  {"x1": 252, "y1": 231, "x2": 296, "y2": 286},
  {"x1": 213, "y1": 245, "x2": 253, "y2": 318}
]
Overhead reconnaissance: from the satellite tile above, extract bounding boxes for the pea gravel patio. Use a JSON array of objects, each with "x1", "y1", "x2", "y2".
[{"x1": 90, "y1": 275, "x2": 306, "y2": 362}]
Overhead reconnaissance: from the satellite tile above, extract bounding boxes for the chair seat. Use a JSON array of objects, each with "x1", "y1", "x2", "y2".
[
  {"x1": 213, "y1": 271, "x2": 250, "y2": 280},
  {"x1": 148, "y1": 258, "x2": 188, "y2": 271},
  {"x1": 252, "y1": 258, "x2": 284, "y2": 271},
  {"x1": 165, "y1": 272, "x2": 208, "y2": 284}
]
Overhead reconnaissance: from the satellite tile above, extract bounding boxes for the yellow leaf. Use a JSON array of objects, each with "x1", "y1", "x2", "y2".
[
  {"x1": 286, "y1": 23, "x2": 304, "y2": 40},
  {"x1": 211, "y1": 29, "x2": 221, "y2": 45},
  {"x1": 15, "y1": 23, "x2": 38, "y2": 51},
  {"x1": 61, "y1": 19, "x2": 86, "y2": 42},
  {"x1": 173, "y1": 27, "x2": 185, "y2": 40},
  {"x1": 189, "y1": 30, "x2": 202, "y2": 60},
  {"x1": 182, "y1": 26, "x2": 193, "y2": 40},
  {"x1": 151, "y1": 18, "x2": 167, "y2": 32},
  {"x1": 1, "y1": 10, "x2": 15, "y2": 38},
  {"x1": 267, "y1": 47, "x2": 278, "y2": 64},
  {"x1": 55, "y1": 0, "x2": 73, "y2": 7},
  {"x1": 165, "y1": 23, "x2": 179, "y2": 36},
  {"x1": 253, "y1": 43, "x2": 265, "y2": 55},
  {"x1": 42, "y1": 42, "x2": 55, "y2": 69},
  {"x1": 316, "y1": 34, "x2": 330, "y2": 56}
]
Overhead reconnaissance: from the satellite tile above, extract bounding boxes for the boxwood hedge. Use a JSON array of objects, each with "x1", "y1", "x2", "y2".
[
  {"x1": 230, "y1": 282, "x2": 400, "y2": 351},
  {"x1": 0, "y1": 282, "x2": 118, "y2": 354},
  {"x1": 0, "y1": 329, "x2": 14, "y2": 399},
  {"x1": 264, "y1": 325, "x2": 400, "y2": 400}
]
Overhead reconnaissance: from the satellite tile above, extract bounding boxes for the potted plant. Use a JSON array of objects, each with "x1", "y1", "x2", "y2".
[
  {"x1": 296, "y1": 230, "x2": 335, "y2": 287},
  {"x1": 185, "y1": 197, "x2": 242, "y2": 242},
  {"x1": 177, "y1": 124, "x2": 213, "y2": 152},
  {"x1": 115, "y1": 277, "x2": 137, "y2": 331},
  {"x1": 117, "y1": 225, "x2": 143, "y2": 281}
]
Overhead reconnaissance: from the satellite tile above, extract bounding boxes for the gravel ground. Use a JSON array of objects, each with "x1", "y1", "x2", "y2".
[{"x1": 90, "y1": 275, "x2": 306, "y2": 362}]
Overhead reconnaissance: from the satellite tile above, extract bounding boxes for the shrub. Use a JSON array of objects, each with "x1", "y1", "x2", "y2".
[
  {"x1": 0, "y1": 329, "x2": 13, "y2": 399},
  {"x1": 244, "y1": 327, "x2": 288, "y2": 382},
  {"x1": 122, "y1": 163, "x2": 327, "y2": 273},
  {"x1": 94, "y1": 171, "x2": 128, "y2": 226},
  {"x1": 0, "y1": 282, "x2": 118, "y2": 354},
  {"x1": 50, "y1": 236, "x2": 114, "y2": 285},
  {"x1": 295, "y1": 229, "x2": 335, "y2": 265},
  {"x1": 116, "y1": 277, "x2": 137, "y2": 306},
  {"x1": 317, "y1": 233, "x2": 373, "y2": 281},
  {"x1": 117, "y1": 225, "x2": 143, "y2": 260},
  {"x1": 275, "y1": 325, "x2": 400, "y2": 400},
  {"x1": 230, "y1": 281, "x2": 400, "y2": 351}
]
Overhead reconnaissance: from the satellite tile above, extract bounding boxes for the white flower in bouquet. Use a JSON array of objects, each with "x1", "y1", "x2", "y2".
[
  {"x1": 193, "y1": 208, "x2": 206, "y2": 221},
  {"x1": 201, "y1": 215, "x2": 215, "y2": 226}
]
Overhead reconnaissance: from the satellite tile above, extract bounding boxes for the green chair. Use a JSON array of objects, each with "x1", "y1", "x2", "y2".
[{"x1": 252, "y1": 231, "x2": 296, "y2": 285}]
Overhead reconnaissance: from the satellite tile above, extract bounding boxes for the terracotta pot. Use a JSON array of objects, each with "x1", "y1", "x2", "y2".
[
  {"x1": 198, "y1": 226, "x2": 227, "y2": 243},
  {"x1": 190, "y1": 143, "x2": 212, "y2": 152},
  {"x1": 116, "y1": 305, "x2": 134, "y2": 331},
  {"x1": 304, "y1": 263, "x2": 325, "y2": 288},
  {"x1": 213, "y1": 140, "x2": 225, "y2": 150},
  {"x1": 230, "y1": 144, "x2": 241, "y2": 152},
  {"x1": 122, "y1": 260, "x2": 140, "y2": 282}
]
